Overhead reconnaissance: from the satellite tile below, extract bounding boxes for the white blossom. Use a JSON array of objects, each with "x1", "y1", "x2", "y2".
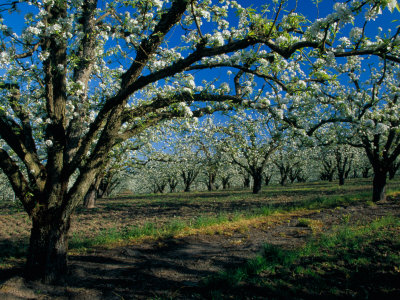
[{"x1": 349, "y1": 27, "x2": 363, "y2": 41}]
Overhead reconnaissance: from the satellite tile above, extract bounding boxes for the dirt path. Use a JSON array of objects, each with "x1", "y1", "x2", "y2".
[{"x1": 1, "y1": 200, "x2": 399, "y2": 299}]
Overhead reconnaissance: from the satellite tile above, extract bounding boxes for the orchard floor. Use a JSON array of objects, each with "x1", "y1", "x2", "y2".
[{"x1": 0, "y1": 194, "x2": 399, "y2": 299}]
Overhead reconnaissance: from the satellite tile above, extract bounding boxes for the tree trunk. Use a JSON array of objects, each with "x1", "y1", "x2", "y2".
[
  {"x1": 83, "y1": 186, "x2": 96, "y2": 208},
  {"x1": 97, "y1": 188, "x2": 105, "y2": 198},
  {"x1": 184, "y1": 183, "x2": 191, "y2": 192},
  {"x1": 101, "y1": 179, "x2": 112, "y2": 197},
  {"x1": 206, "y1": 172, "x2": 216, "y2": 191},
  {"x1": 243, "y1": 175, "x2": 250, "y2": 188},
  {"x1": 264, "y1": 175, "x2": 272, "y2": 186},
  {"x1": 372, "y1": 170, "x2": 387, "y2": 202},
  {"x1": 168, "y1": 178, "x2": 178, "y2": 193},
  {"x1": 84, "y1": 170, "x2": 105, "y2": 207},
  {"x1": 25, "y1": 213, "x2": 71, "y2": 284},
  {"x1": 169, "y1": 186, "x2": 176, "y2": 193},
  {"x1": 181, "y1": 170, "x2": 198, "y2": 193},
  {"x1": 338, "y1": 171, "x2": 345, "y2": 186},
  {"x1": 252, "y1": 172, "x2": 262, "y2": 194},
  {"x1": 362, "y1": 166, "x2": 370, "y2": 178},
  {"x1": 221, "y1": 176, "x2": 230, "y2": 190},
  {"x1": 280, "y1": 175, "x2": 287, "y2": 186},
  {"x1": 288, "y1": 169, "x2": 297, "y2": 184}
]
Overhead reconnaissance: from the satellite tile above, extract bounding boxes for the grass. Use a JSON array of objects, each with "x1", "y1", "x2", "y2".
[
  {"x1": 69, "y1": 190, "x2": 370, "y2": 251},
  {"x1": 1, "y1": 178, "x2": 400, "y2": 266},
  {"x1": 202, "y1": 215, "x2": 400, "y2": 299},
  {"x1": 296, "y1": 217, "x2": 313, "y2": 227}
]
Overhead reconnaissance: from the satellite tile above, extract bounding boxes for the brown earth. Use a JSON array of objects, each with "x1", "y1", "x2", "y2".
[{"x1": 0, "y1": 197, "x2": 399, "y2": 299}]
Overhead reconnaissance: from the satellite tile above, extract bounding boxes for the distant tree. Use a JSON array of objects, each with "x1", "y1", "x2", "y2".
[
  {"x1": 191, "y1": 118, "x2": 224, "y2": 191},
  {"x1": 313, "y1": 61, "x2": 400, "y2": 200},
  {"x1": 222, "y1": 111, "x2": 282, "y2": 194},
  {"x1": 263, "y1": 165, "x2": 274, "y2": 186},
  {"x1": 273, "y1": 144, "x2": 309, "y2": 185},
  {"x1": 83, "y1": 142, "x2": 141, "y2": 208},
  {"x1": 318, "y1": 147, "x2": 336, "y2": 182},
  {"x1": 334, "y1": 145, "x2": 355, "y2": 186},
  {"x1": 274, "y1": 153, "x2": 291, "y2": 186},
  {"x1": 168, "y1": 175, "x2": 180, "y2": 193},
  {"x1": 262, "y1": 3, "x2": 400, "y2": 201},
  {"x1": 243, "y1": 172, "x2": 252, "y2": 189}
]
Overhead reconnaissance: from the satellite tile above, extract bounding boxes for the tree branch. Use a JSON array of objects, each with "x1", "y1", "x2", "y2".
[
  {"x1": 121, "y1": 92, "x2": 242, "y2": 123},
  {"x1": 14, "y1": 42, "x2": 42, "y2": 59},
  {"x1": 0, "y1": 149, "x2": 35, "y2": 215},
  {"x1": 0, "y1": 83, "x2": 46, "y2": 191},
  {"x1": 66, "y1": 0, "x2": 99, "y2": 164},
  {"x1": 121, "y1": 0, "x2": 190, "y2": 88}
]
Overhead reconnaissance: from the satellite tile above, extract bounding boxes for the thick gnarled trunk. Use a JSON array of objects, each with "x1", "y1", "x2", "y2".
[
  {"x1": 25, "y1": 212, "x2": 71, "y2": 283},
  {"x1": 23, "y1": 167, "x2": 97, "y2": 283}
]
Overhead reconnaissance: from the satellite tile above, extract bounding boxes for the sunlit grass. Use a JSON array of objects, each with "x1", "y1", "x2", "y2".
[{"x1": 69, "y1": 190, "x2": 373, "y2": 251}]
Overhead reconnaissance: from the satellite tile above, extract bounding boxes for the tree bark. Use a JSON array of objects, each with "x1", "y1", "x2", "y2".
[
  {"x1": 184, "y1": 185, "x2": 190, "y2": 192},
  {"x1": 335, "y1": 149, "x2": 351, "y2": 186},
  {"x1": 206, "y1": 172, "x2": 216, "y2": 191},
  {"x1": 83, "y1": 186, "x2": 96, "y2": 208},
  {"x1": 277, "y1": 164, "x2": 289, "y2": 186},
  {"x1": 25, "y1": 213, "x2": 71, "y2": 284},
  {"x1": 372, "y1": 170, "x2": 387, "y2": 202},
  {"x1": 279, "y1": 175, "x2": 287, "y2": 186},
  {"x1": 252, "y1": 172, "x2": 262, "y2": 194},
  {"x1": 221, "y1": 176, "x2": 230, "y2": 190},
  {"x1": 338, "y1": 171, "x2": 345, "y2": 186},
  {"x1": 362, "y1": 166, "x2": 370, "y2": 178},
  {"x1": 83, "y1": 170, "x2": 105, "y2": 208},
  {"x1": 168, "y1": 177, "x2": 178, "y2": 192},
  {"x1": 156, "y1": 182, "x2": 167, "y2": 193},
  {"x1": 264, "y1": 174, "x2": 272, "y2": 186},
  {"x1": 181, "y1": 169, "x2": 199, "y2": 193},
  {"x1": 243, "y1": 174, "x2": 250, "y2": 188}
]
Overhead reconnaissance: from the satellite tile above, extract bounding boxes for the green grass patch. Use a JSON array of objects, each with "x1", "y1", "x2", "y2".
[
  {"x1": 296, "y1": 217, "x2": 313, "y2": 227},
  {"x1": 69, "y1": 191, "x2": 376, "y2": 251},
  {"x1": 202, "y1": 215, "x2": 400, "y2": 299}
]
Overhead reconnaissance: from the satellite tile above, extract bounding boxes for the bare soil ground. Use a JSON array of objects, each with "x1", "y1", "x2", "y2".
[{"x1": 1, "y1": 194, "x2": 399, "y2": 299}]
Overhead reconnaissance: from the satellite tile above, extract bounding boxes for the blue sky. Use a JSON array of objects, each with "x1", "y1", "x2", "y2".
[
  {"x1": 2, "y1": 0, "x2": 398, "y2": 96},
  {"x1": 5, "y1": 1, "x2": 398, "y2": 35}
]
